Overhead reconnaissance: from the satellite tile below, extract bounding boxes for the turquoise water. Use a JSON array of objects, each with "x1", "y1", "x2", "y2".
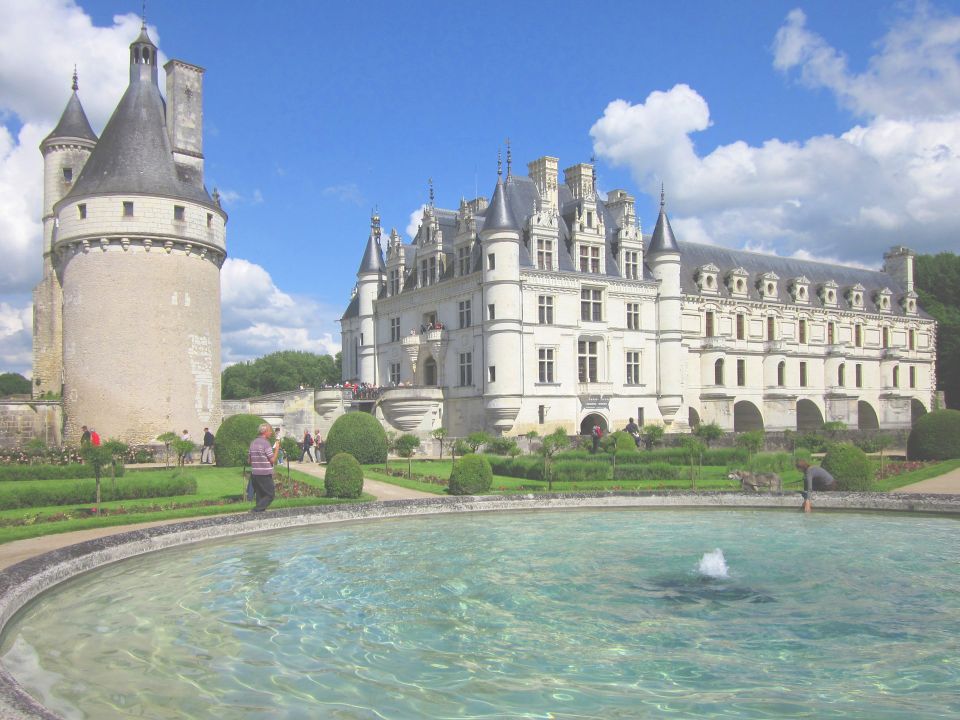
[{"x1": 2, "y1": 509, "x2": 959, "y2": 719}]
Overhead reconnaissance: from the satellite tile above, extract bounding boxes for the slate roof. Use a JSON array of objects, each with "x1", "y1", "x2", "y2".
[
  {"x1": 357, "y1": 232, "x2": 386, "y2": 274},
  {"x1": 647, "y1": 205, "x2": 680, "y2": 255},
  {"x1": 44, "y1": 92, "x2": 98, "y2": 145},
  {"x1": 482, "y1": 178, "x2": 518, "y2": 232}
]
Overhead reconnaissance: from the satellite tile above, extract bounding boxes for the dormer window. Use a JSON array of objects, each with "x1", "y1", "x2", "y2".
[
  {"x1": 789, "y1": 276, "x2": 810, "y2": 304},
  {"x1": 622, "y1": 250, "x2": 640, "y2": 280},
  {"x1": 874, "y1": 287, "x2": 893, "y2": 313},
  {"x1": 819, "y1": 281, "x2": 839, "y2": 308},
  {"x1": 846, "y1": 283, "x2": 865, "y2": 310},
  {"x1": 536, "y1": 238, "x2": 554, "y2": 271},
  {"x1": 695, "y1": 264, "x2": 720, "y2": 295},
  {"x1": 901, "y1": 291, "x2": 918, "y2": 315},
  {"x1": 757, "y1": 272, "x2": 780, "y2": 301},
  {"x1": 726, "y1": 267, "x2": 749, "y2": 297},
  {"x1": 578, "y1": 244, "x2": 601, "y2": 274}
]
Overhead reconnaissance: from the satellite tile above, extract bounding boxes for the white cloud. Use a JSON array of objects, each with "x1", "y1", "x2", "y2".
[
  {"x1": 406, "y1": 204, "x2": 427, "y2": 239},
  {"x1": 0, "y1": 300, "x2": 33, "y2": 376},
  {"x1": 590, "y1": 5, "x2": 960, "y2": 265},
  {"x1": 322, "y1": 182, "x2": 364, "y2": 206}
]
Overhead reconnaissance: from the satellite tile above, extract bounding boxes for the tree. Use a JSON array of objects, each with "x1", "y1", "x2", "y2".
[
  {"x1": 524, "y1": 430, "x2": 539, "y2": 454},
  {"x1": 694, "y1": 422, "x2": 724, "y2": 447},
  {"x1": 915, "y1": 252, "x2": 960, "y2": 408},
  {"x1": 640, "y1": 424, "x2": 665, "y2": 451},
  {"x1": 0, "y1": 373, "x2": 30, "y2": 396},
  {"x1": 538, "y1": 428, "x2": 569, "y2": 491},
  {"x1": 157, "y1": 431, "x2": 178, "y2": 469},
  {"x1": 679, "y1": 437, "x2": 706, "y2": 490},
  {"x1": 431, "y1": 428, "x2": 448, "y2": 459},
  {"x1": 873, "y1": 433, "x2": 893, "y2": 479},
  {"x1": 172, "y1": 438, "x2": 195, "y2": 467},
  {"x1": 736, "y1": 431, "x2": 765, "y2": 463},
  {"x1": 221, "y1": 350, "x2": 343, "y2": 399},
  {"x1": 102, "y1": 439, "x2": 128, "y2": 494},
  {"x1": 80, "y1": 444, "x2": 112, "y2": 512},
  {"x1": 394, "y1": 434, "x2": 421, "y2": 480},
  {"x1": 466, "y1": 431, "x2": 491, "y2": 453}
]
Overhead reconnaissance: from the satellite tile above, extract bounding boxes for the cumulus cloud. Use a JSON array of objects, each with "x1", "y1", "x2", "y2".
[
  {"x1": 406, "y1": 204, "x2": 428, "y2": 239},
  {"x1": 322, "y1": 182, "x2": 365, "y2": 206},
  {"x1": 220, "y1": 258, "x2": 341, "y2": 365},
  {"x1": 591, "y1": 5, "x2": 960, "y2": 265},
  {"x1": 0, "y1": 300, "x2": 33, "y2": 375}
]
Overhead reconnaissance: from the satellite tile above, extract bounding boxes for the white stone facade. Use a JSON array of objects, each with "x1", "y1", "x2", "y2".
[{"x1": 341, "y1": 155, "x2": 936, "y2": 437}]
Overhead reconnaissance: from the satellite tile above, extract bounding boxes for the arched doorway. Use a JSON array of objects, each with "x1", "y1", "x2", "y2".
[
  {"x1": 733, "y1": 401, "x2": 764, "y2": 432},
  {"x1": 857, "y1": 400, "x2": 880, "y2": 430},
  {"x1": 688, "y1": 407, "x2": 701, "y2": 429},
  {"x1": 423, "y1": 357, "x2": 437, "y2": 386},
  {"x1": 579, "y1": 413, "x2": 608, "y2": 436},
  {"x1": 796, "y1": 399, "x2": 824, "y2": 432},
  {"x1": 911, "y1": 398, "x2": 927, "y2": 424}
]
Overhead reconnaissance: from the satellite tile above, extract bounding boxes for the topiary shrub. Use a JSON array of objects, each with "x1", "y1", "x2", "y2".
[
  {"x1": 448, "y1": 454, "x2": 493, "y2": 495},
  {"x1": 214, "y1": 414, "x2": 266, "y2": 467},
  {"x1": 325, "y1": 452, "x2": 364, "y2": 498},
  {"x1": 325, "y1": 412, "x2": 388, "y2": 464},
  {"x1": 609, "y1": 431, "x2": 638, "y2": 453},
  {"x1": 821, "y1": 443, "x2": 874, "y2": 491},
  {"x1": 907, "y1": 409, "x2": 960, "y2": 460}
]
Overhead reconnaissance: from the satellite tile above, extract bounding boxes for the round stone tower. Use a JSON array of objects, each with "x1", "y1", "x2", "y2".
[{"x1": 47, "y1": 25, "x2": 227, "y2": 443}]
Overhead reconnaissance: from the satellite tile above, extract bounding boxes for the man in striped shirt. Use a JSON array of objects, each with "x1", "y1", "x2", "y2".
[{"x1": 248, "y1": 423, "x2": 281, "y2": 512}]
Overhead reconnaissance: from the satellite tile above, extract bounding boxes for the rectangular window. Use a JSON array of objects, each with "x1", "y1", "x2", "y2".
[
  {"x1": 626, "y1": 303, "x2": 640, "y2": 330},
  {"x1": 623, "y1": 251, "x2": 639, "y2": 280},
  {"x1": 855, "y1": 324, "x2": 862, "y2": 347},
  {"x1": 705, "y1": 311, "x2": 715, "y2": 337},
  {"x1": 78, "y1": 204, "x2": 87, "y2": 220},
  {"x1": 174, "y1": 205, "x2": 185, "y2": 221},
  {"x1": 420, "y1": 260, "x2": 429, "y2": 287},
  {"x1": 488, "y1": 366, "x2": 496, "y2": 383},
  {"x1": 487, "y1": 304, "x2": 495, "y2": 321},
  {"x1": 909, "y1": 366, "x2": 916, "y2": 388},
  {"x1": 538, "y1": 405, "x2": 546, "y2": 425},
  {"x1": 579, "y1": 245, "x2": 600, "y2": 273},
  {"x1": 908, "y1": 329, "x2": 916, "y2": 350},
  {"x1": 389, "y1": 317, "x2": 401, "y2": 342},
  {"x1": 389, "y1": 362, "x2": 400, "y2": 385},
  {"x1": 799, "y1": 319, "x2": 807, "y2": 344},
  {"x1": 767, "y1": 316, "x2": 776, "y2": 340},
  {"x1": 838, "y1": 364, "x2": 845, "y2": 387},
  {"x1": 62, "y1": 167, "x2": 73, "y2": 182},
  {"x1": 538, "y1": 348, "x2": 555, "y2": 383},
  {"x1": 429, "y1": 256, "x2": 437, "y2": 283},
  {"x1": 536, "y1": 238, "x2": 554, "y2": 271},
  {"x1": 458, "y1": 300, "x2": 472, "y2": 328},
  {"x1": 737, "y1": 358, "x2": 746, "y2": 386},
  {"x1": 580, "y1": 288, "x2": 602, "y2": 322},
  {"x1": 636, "y1": 408, "x2": 645, "y2": 427},
  {"x1": 457, "y1": 246, "x2": 471, "y2": 276},
  {"x1": 893, "y1": 366, "x2": 900, "y2": 388},
  {"x1": 578, "y1": 340, "x2": 599, "y2": 382},
  {"x1": 207, "y1": 213, "x2": 213, "y2": 228},
  {"x1": 882, "y1": 327, "x2": 889, "y2": 348},
  {"x1": 389, "y1": 269, "x2": 401, "y2": 296},
  {"x1": 736, "y1": 313, "x2": 745, "y2": 340},
  {"x1": 626, "y1": 351, "x2": 641, "y2": 385},
  {"x1": 799, "y1": 361, "x2": 808, "y2": 387},
  {"x1": 538, "y1": 295, "x2": 554, "y2": 325},
  {"x1": 856, "y1": 363, "x2": 863, "y2": 388},
  {"x1": 487, "y1": 253, "x2": 496, "y2": 271},
  {"x1": 123, "y1": 201, "x2": 134, "y2": 217},
  {"x1": 828, "y1": 322, "x2": 836, "y2": 345},
  {"x1": 459, "y1": 352, "x2": 472, "y2": 386}
]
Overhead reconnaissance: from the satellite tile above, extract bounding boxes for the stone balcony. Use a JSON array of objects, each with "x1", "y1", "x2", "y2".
[
  {"x1": 700, "y1": 336, "x2": 727, "y2": 351},
  {"x1": 764, "y1": 339, "x2": 787, "y2": 353},
  {"x1": 379, "y1": 386, "x2": 444, "y2": 432},
  {"x1": 826, "y1": 343, "x2": 850, "y2": 356}
]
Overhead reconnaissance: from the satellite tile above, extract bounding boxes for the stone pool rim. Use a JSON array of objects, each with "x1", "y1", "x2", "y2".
[{"x1": 0, "y1": 491, "x2": 958, "y2": 720}]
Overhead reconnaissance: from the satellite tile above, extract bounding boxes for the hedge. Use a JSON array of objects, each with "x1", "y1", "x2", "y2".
[
  {"x1": 551, "y1": 460, "x2": 611, "y2": 483},
  {"x1": 821, "y1": 444, "x2": 874, "y2": 491},
  {"x1": 325, "y1": 412, "x2": 388, "y2": 464},
  {"x1": 0, "y1": 463, "x2": 125, "y2": 482},
  {"x1": 215, "y1": 414, "x2": 267, "y2": 468},
  {"x1": 613, "y1": 462, "x2": 682, "y2": 482},
  {"x1": 483, "y1": 455, "x2": 544, "y2": 480},
  {"x1": 448, "y1": 454, "x2": 493, "y2": 495},
  {"x1": 907, "y1": 409, "x2": 960, "y2": 460},
  {"x1": 0, "y1": 474, "x2": 197, "y2": 510},
  {"x1": 325, "y1": 453, "x2": 364, "y2": 499}
]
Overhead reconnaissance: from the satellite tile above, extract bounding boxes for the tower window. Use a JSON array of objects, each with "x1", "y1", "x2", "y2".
[
  {"x1": 78, "y1": 204, "x2": 87, "y2": 220},
  {"x1": 737, "y1": 359, "x2": 746, "y2": 386},
  {"x1": 487, "y1": 253, "x2": 496, "y2": 271},
  {"x1": 62, "y1": 167, "x2": 73, "y2": 182},
  {"x1": 174, "y1": 206, "x2": 185, "y2": 221},
  {"x1": 207, "y1": 213, "x2": 213, "y2": 228},
  {"x1": 123, "y1": 201, "x2": 134, "y2": 217},
  {"x1": 488, "y1": 366, "x2": 496, "y2": 383}
]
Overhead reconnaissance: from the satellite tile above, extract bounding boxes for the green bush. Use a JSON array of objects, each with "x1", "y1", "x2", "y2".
[
  {"x1": 552, "y1": 460, "x2": 612, "y2": 483},
  {"x1": 448, "y1": 454, "x2": 493, "y2": 495},
  {"x1": 486, "y1": 437, "x2": 520, "y2": 456},
  {"x1": 613, "y1": 462, "x2": 682, "y2": 482},
  {"x1": 280, "y1": 436, "x2": 302, "y2": 463},
  {"x1": 214, "y1": 414, "x2": 267, "y2": 468},
  {"x1": 324, "y1": 453, "x2": 365, "y2": 498},
  {"x1": 452, "y1": 439, "x2": 472, "y2": 456},
  {"x1": 0, "y1": 463, "x2": 125, "y2": 481},
  {"x1": 610, "y1": 431, "x2": 638, "y2": 453},
  {"x1": 821, "y1": 443, "x2": 874, "y2": 491},
  {"x1": 482, "y1": 455, "x2": 543, "y2": 480},
  {"x1": 907, "y1": 409, "x2": 960, "y2": 460},
  {"x1": 795, "y1": 433, "x2": 828, "y2": 452},
  {"x1": 0, "y1": 474, "x2": 197, "y2": 509},
  {"x1": 746, "y1": 452, "x2": 794, "y2": 473},
  {"x1": 325, "y1": 412, "x2": 388, "y2": 464}
]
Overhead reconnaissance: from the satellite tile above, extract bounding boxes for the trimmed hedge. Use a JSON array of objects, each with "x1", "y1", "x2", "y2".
[
  {"x1": 551, "y1": 460, "x2": 611, "y2": 483},
  {"x1": 613, "y1": 462, "x2": 682, "y2": 482},
  {"x1": 907, "y1": 409, "x2": 960, "y2": 460},
  {"x1": 610, "y1": 431, "x2": 639, "y2": 453},
  {"x1": 325, "y1": 453, "x2": 364, "y2": 499},
  {"x1": 483, "y1": 455, "x2": 544, "y2": 480},
  {"x1": 448, "y1": 454, "x2": 493, "y2": 495},
  {"x1": 560, "y1": 447, "x2": 749, "y2": 466},
  {"x1": 325, "y1": 412, "x2": 388, "y2": 464},
  {"x1": 215, "y1": 414, "x2": 267, "y2": 468},
  {"x1": 0, "y1": 474, "x2": 197, "y2": 510},
  {"x1": 821, "y1": 443, "x2": 874, "y2": 491},
  {"x1": 0, "y1": 463, "x2": 125, "y2": 482}
]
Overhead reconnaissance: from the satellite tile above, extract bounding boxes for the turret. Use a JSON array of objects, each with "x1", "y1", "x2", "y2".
[
  {"x1": 129, "y1": 23, "x2": 159, "y2": 85},
  {"x1": 356, "y1": 211, "x2": 385, "y2": 384},
  {"x1": 647, "y1": 189, "x2": 684, "y2": 426},
  {"x1": 481, "y1": 157, "x2": 523, "y2": 433}
]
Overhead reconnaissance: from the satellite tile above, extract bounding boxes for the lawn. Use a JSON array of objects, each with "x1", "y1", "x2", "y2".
[{"x1": 0, "y1": 465, "x2": 373, "y2": 545}]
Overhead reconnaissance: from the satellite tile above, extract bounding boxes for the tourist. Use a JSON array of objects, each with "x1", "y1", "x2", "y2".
[
  {"x1": 591, "y1": 423, "x2": 603, "y2": 454},
  {"x1": 796, "y1": 459, "x2": 837, "y2": 512},
  {"x1": 301, "y1": 430, "x2": 315, "y2": 462},
  {"x1": 201, "y1": 427, "x2": 215, "y2": 464},
  {"x1": 90, "y1": 428, "x2": 101, "y2": 446},
  {"x1": 80, "y1": 425, "x2": 91, "y2": 446},
  {"x1": 248, "y1": 423, "x2": 281, "y2": 512},
  {"x1": 625, "y1": 417, "x2": 641, "y2": 447},
  {"x1": 314, "y1": 430, "x2": 324, "y2": 463},
  {"x1": 181, "y1": 429, "x2": 193, "y2": 463}
]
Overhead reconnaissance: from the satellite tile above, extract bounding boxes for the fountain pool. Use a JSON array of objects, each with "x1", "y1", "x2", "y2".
[{"x1": 1, "y1": 507, "x2": 958, "y2": 719}]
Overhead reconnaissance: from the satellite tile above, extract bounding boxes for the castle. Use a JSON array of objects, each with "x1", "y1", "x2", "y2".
[
  {"x1": 341, "y1": 154, "x2": 936, "y2": 437},
  {"x1": 31, "y1": 24, "x2": 226, "y2": 444}
]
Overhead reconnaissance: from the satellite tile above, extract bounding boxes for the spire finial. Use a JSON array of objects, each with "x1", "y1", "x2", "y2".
[
  {"x1": 660, "y1": 183, "x2": 665, "y2": 209},
  {"x1": 506, "y1": 138, "x2": 512, "y2": 179},
  {"x1": 497, "y1": 149, "x2": 502, "y2": 179},
  {"x1": 71, "y1": 65, "x2": 78, "y2": 92},
  {"x1": 141, "y1": 0, "x2": 147, "y2": 29},
  {"x1": 371, "y1": 207, "x2": 381, "y2": 240},
  {"x1": 428, "y1": 177, "x2": 434, "y2": 207}
]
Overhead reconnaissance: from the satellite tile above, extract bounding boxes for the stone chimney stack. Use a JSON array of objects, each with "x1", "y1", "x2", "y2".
[
  {"x1": 528, "y1": 156, "x2": 559, "y2": 209},
  {"x1": 883, "y1": 246, "x2": 915, "y2": 293},
  {"x1": 164, "y1": 59, "x2": 205, "y2": 181},
  {"x1": 563, "y1": 162, "x2": 594, "y2": 200}
]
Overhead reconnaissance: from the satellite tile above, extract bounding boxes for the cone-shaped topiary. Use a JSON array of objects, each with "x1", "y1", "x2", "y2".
[
  {"x1": 325, "y1": 412, "x2": 388, "y2": 464},
  {"x1": 448, "y1": 453, "x2": 493, "y2": 495},
  {"x1": 907, "y1": 409, "x2": 960, "y2": 460},
  {"x1": 325, "y1": 452, "x2": 364, "y2": 498},
  {"x1": 821, "y1": 443, "x2": 873, "y2": 491},
  {"x1": 214, "y1": 414, "x2": 267, "y2": 467}
]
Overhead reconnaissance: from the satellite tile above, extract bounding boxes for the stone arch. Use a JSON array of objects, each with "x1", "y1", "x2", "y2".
[
  {"x1": 688, "y1": 407, "x2": 701, "y2": 429},
  {"x1": 911, "y1": 398, "x2": 928, "y2": 424},
  {"x1": 857, "y1": 400, "x2": 880, "y2": 430},
  {"x1": 733, "y1": 401, "x2": 764, "y2": 432},
  {"x1": 579, "y1": 413, "x2": 608, "y2": 436},
  {"x1": 796, "y1": 399, "x2": 824, "y2": 432},
  {"x1": 423, "y1": 357, "x2": 437, "y2": 387}
]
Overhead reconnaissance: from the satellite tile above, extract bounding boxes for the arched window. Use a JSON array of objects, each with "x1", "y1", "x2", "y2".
[
  {"x1": 893, "y1": 365, "x2": 900, "y2": 388},
  {"x1": 777, "y1": 361, "x2": 785, "y2": 387},
  {"x1": 714, "y1": 358, "x2": 724, "y2": 386},
  {"x1": 838, "y1": 363, "x2": 845, "y2": 387}
]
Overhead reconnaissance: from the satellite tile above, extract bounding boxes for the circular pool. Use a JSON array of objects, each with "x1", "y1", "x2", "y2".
[{"x1": 2, "y1": 507, "x2": 959, "y2": 719}]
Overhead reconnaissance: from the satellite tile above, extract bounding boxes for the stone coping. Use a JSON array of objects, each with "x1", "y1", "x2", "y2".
[{"x1": 0, "y1": 491, "x2": 958, "y2": 719}]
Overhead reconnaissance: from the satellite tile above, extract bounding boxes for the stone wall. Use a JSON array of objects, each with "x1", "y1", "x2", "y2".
[{"x1": 0, "y1": 401, "x2": 62, "y2": 449}]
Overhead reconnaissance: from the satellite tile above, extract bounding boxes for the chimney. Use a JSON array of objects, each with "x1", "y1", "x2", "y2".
[
  {"x1": 563, "y1": 162, "x2": 594, "y2": 200},
  {"x1": 164, "y1": 59, "x2": 205, "y2": 182},
  {"x1": 883, "y1": 246, "x2": 915, "y2": 293},
  {"x1": 527, "y1": 156, "x2": 559, "y2": 209}
]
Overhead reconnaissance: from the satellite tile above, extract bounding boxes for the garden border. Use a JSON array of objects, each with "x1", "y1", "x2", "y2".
[{"x1": 0, "y1": 491, "x2": 958, "y2": 719}]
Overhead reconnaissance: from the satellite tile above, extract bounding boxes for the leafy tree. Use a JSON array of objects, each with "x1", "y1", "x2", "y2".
[
  {"x1": 431, "y1": 428, "x2": 448, "y2": 459},
  {"x1": 736, "y1": 430, "x2": 765, "y2": 462},
  {"x1": 524, "y1": 430, "x2": 539, "y2": 454},
  {"x1": 538, "y1": 428, "x2": 569, "y2": 491},
  {"x1": 80, "y1": 444, "x2": 112, "y2": 511},
  {"x1": 102, "y1": 439, "x2": 128, "y2": 493},
  {"x1": 915, "y1": 252, "x2": 960, "y2": 408},
  {"x1": 694, "y1": 422, "x2": 724, "y2": 447},
  {"x1": 280, "y1": 436, "x2": 301, "y2": 480},
  {"x1": 157, "y1": 431, "x2": 178, "y2": 469},
  {"x1": 172, "y1": 439, "x2": 195, "y2": 467},
  {"x1": 394, "y1": 434, "x2": 421, "y2": 480},
  {"x1": 640, "y1": 424, "x2": 665, "y2": 451},
  {"x1": 0, "y1": 373, "x2": 30, "y2": 396},
  {"x1": 221, "y1": 350, "x2": 343, "y2": 399},
  {"x1": 679, "y1": 437, "x2": 706, "y2": 489},
  {"x1": 466, "y1": 431, "x2": 491, "y2": 453}
]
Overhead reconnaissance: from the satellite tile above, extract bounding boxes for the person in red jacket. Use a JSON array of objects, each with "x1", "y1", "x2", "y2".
[{"x1": 90, "y1": 428, "x2": 101, "y2": 446}]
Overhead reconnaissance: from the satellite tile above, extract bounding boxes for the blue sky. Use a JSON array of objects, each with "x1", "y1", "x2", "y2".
[{"x1": 1, "y1": 0, "x2": 959, "y2": 375}]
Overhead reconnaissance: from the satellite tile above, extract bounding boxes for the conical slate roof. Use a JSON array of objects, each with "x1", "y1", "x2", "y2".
[
  {"x1": 44, "y1": 92, "x2": 98, "y2": 144},
  {"x1": 357, "y1": 231, "x2": 385, "y2": 275},
  {"x1": 647, "y1": 204, "x2": 680, "y2": 255},
  {"x1": 482, "y1": 177, "x2": 518, "y2": 233}
]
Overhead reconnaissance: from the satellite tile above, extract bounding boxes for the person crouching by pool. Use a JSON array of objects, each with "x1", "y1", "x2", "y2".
[
  {"x1": 248, "y1": 423, "x2": 281, "y2": 512},
  {"x1": 796, "y1": 459, "x2": 837, "y2": 513}
]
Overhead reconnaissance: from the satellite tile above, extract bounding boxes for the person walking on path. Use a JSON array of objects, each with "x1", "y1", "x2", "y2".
[
  {"x1": 301, "y1": 430, "x2": 315, "y2": 462},
  {"x1": 591, "y1": 424, "x2": 603, "y2": 454},
  {"x1": 201, "y1": 427, "x2": 215, "y2": 464},
  {"x1": 315, "y1": 430, "x2": 324, "y2": 463},
  {"x1": 80, "y1": 426, "x2": 91, "y2": 446},
  {"x1": 248, "y1": 423, "x2": 281, "y2": 512}
]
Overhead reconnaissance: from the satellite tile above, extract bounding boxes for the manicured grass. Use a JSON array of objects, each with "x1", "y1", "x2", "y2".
[
  {"x1": 871, "y1": 458, "x2": 960, "y2": 492},
  {"x1": 0, "y1": 465, "x2": 372, "y2": 545}
]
